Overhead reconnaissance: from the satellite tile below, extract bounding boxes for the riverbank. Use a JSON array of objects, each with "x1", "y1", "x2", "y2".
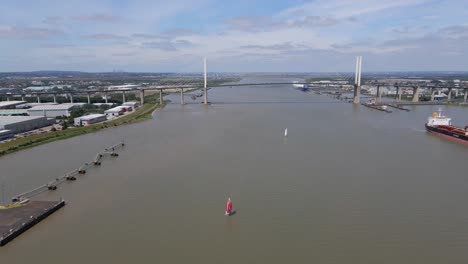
[{"x1": 0, "y1": 103, "x2": 161, "y2": 157}]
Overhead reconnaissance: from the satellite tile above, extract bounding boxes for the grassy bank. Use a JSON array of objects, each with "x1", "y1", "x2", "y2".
[{"x1": 0, "y1": 103, "x2": 161, "y2": 157}]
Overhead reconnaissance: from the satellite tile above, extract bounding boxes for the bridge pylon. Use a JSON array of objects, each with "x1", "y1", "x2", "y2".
[{"x1": 353, "y1": 56, "x2": 362, "y2": 104}]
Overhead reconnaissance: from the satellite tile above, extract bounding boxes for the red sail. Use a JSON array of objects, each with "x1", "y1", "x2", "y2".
[{"x1": 226, "y1": 198, "x2": 232, "y2": 214}]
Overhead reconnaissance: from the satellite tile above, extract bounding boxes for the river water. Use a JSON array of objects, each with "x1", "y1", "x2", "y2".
[{"x1": 1, "y1": 78, "x2": 467, "y2": 263}]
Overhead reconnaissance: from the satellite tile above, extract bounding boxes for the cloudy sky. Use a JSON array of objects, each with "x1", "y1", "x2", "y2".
[{"x1": 0, "y1": 0, "x2": 467, "y2": 72}]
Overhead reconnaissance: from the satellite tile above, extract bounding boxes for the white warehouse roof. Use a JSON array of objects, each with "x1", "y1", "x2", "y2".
[
  {"x1": 105, "y1": 106, "x2": 125, "y2": 113},
  {"x1": 28, "y1": 104, "x2": 78, "y2": 111},
  {"x1": 76, "y1": 114, "x2": 106, "y2": 120},
  {"x1": 0, "y1": 101, "x2": 27, "y2": 109}
]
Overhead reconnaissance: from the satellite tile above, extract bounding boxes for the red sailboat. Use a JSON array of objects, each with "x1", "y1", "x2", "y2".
[{"x1": 225, "y1": 197, "x2": 233, "y2": 216}]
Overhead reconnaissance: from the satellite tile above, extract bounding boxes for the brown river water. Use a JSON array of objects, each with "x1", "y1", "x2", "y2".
[{"x1": 0, "y1": 78, "x2": 467, "y2": 263}]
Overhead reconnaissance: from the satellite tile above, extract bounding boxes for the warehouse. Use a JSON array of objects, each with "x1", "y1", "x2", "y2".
[
  {"x1": 104, "y1": 107, "x2": 124, "y2": 119},
  {"x1": 0, "y1": 109, "x2": 29, "y2": 116},
  {"x1": 27, "y1": 104, "x2": 79, "y2": 117},
  {"x1": 122, "y1": 101, "x2": 139, "y2": 108},
  {"x1": 0, "y1": 101, "x2": 27, "y2": 109},
  {"x1": 74, "y1": 114, "x2": 107, "y2": 126},
  {"x1": 0, "y1": 116, "x2": 55, "y2": 134},
  {"x1": 120, "y1": 105, "x2": 133, "y2": 112}
]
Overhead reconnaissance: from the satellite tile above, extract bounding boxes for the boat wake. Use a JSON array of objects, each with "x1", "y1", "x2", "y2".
[{"x1": 411, "y1": 128, "x2": 426, "y2": 133}]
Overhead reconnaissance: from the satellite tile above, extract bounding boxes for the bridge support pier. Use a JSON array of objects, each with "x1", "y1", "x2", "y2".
[
  {"x1": 140, "y1": 89, "x2": 145, "y2": 105},
  {"x1": 6, "y1": 96, "x2": 10, "y2": 101},
  {"x1": 21, "y1": 95, "x2": 25, "y2": 102},
  {"x1": 447, "y1": 88, "x2": 452, "y2": 102},
  {"x1": 412, "y1": 87, "x2": 420, "y2": 102},
  {"x1": 122, "y1": 91, "x2": 126, "y2": 103},
  {"x1": 464, "y1": 89, "x2": 467, "y2": 103},
  {"x1": 87, "y1": 94, "x2": 91, "y2": 104},
  {"x1": 353, "y1": 85, "x2": 361, "y2": 104},
  {"x1": 395, "y1": 86, "x2": 402, "y2": 101},
  {"x1": 180, "y1": 88, "x2": 185, "y2": 105},
  {"x1": 70, "y1": 94, "x2": 74, "y2": 103},
  {"x1": 430, "y1": 88, "x2": 436, "y2": 101},
  {"x1": 37, "y1": 95, "x2": 41, "y2": 103},
  {"x1": 53, "y1": 94, "x2": 57, "y2": 104},
  {"x1": 105, "y1": 92, "x2": 108, "y2": 104},
  {"x1": 159, "y1": 89, "x2": 163, "y2": 104}
]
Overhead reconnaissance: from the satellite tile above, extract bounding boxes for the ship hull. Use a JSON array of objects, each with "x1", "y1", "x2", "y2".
[{"x1": 425, "y1": 124, "x2": 468, "y2": 145}]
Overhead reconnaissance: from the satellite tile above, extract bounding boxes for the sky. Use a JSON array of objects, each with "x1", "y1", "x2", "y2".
[{"x1": 0, "y1": 0, "x2": 467, "y2": 72}]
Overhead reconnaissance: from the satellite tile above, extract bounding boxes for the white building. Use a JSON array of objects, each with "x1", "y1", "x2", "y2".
[
  {"x1": 74, "y1": 114, "x2": 107, "y2": 126},
  {"x1": 0, "y1": 101, "x2": 27, "y2": 109},
  {"x1": 122, "y1": 101, "x2": 139, "y2": 108},
  {"x1": 120, "y1": 105, "x2": 133, "y2": 112},
  {"x1": 104, "y1": 106, "x2": 124, "y2": 119},
  {"x1": 27, "y1": 104, "x2": 79, "y2": 117}
]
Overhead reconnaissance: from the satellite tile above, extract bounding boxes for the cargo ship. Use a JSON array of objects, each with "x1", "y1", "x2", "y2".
[{"x1": 425, "y1": 110, "x2": 468, "y2": 144}]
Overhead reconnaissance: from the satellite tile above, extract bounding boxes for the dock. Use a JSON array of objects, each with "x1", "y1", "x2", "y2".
[
  {"x1": 0, "y1": 200, "x2": 65, "y2": 246},
  {"x1": 386, "y1": 104, "x2": 410, "y2": 111},
  {"x1": 361, "y1": 103, "x2": 393, "y2": 113},
  {"x1": 0, "y1": 141, "x2": 125, "y2": 247}
]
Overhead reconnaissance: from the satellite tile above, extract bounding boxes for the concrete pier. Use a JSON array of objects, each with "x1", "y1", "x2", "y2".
[
  {"x1": 140, "y1": 89, "x2": 145, "y2": 105},
  {"x1": 0, "y1": 200, "x2": 65, "y2": 247},
  {"x1": 70, "y1": 94, "x2": 74, "y2": 103},
  {"x1": 353, "y1": 85, "x2": 361, "y2": 104},
  {"x1": 412, "y1": 87, "x2": 420, "y2": 102},
  {"x1": 53, "y1": 94, "x2": 57, "y2": 104},
  {"x1": 447, "y1": 88, "x2": 452, "y2": 102},
  {"x1": 159, "y1": 89, "x2": 163, "y2": 104},
  {"x1": 122, "y1": 91, "x2": 126, "y2": 103},
  {"x1": 105, "y1": 92, "x2": 108, "y2": 104},
  {"x1": 395, "y1": 86, "x2": 401, "y2": 101},
  {"x1": 37, "y1": 95, "x2": 40, "y2": 103},
  {"x1": 21, "y1": 95, "x2": 25, "y2": 102},
  {"x1": 87, "y1": 94, "x2": 91, "y2": 104},
  {"x1": 464, "y1": 89, "x2": 467, "y2": 103},
  {"x1": 180, "y1": 88, "x2": 185, "y2": 105}
]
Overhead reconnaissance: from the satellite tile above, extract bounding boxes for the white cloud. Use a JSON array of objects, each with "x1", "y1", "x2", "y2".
[{"x1": 279, "y1": 0, "x2": 429, "y2": 19}]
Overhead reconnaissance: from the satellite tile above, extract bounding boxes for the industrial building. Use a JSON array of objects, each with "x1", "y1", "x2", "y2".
[
  {"x1": 74, "y1": 114, "x2": 107, "y2": 126},
  {"x1": 120, "y1": 105, "x2": 133, "y2": 112},
  {"x1": 0, "y1": 116, "x2": 55, "y2": 134},
  {"x1": 0, "y1": 101, "x2": 26, "y2": 109},
  {"x1": 122, "y1": 101, "x2": 139, "y2": 108},
  {"x1": 0, "y1": 109, "x2": 29, "y2": 116},
  {"x1": 104, "y1": 107, "x2": 124, "y2": 119},
  {"x1": 27, "y1": 104, "x2": 80, "y2": 118}
]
